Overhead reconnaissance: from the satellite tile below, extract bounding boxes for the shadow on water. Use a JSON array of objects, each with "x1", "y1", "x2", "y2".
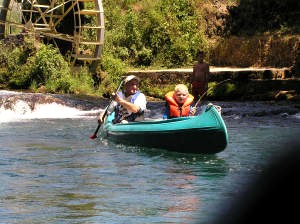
[
  {"x1": 211, "y1": 134, "x2": 300, "y2": 224},
  {"x1": 57, "y1": 192, "x2": 98, "y2": 220},
  {"x1": 97, "y1": 137, "x2": 230, "y2": 179}
]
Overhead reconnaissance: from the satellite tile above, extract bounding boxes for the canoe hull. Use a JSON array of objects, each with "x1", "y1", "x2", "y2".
[{"x1": 101, "y1": 104, "x2": 228, "y2": 154}]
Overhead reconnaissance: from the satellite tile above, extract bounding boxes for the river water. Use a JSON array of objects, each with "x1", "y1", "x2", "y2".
[{"x1": 0, "y1": 90, "x2": 299, "y2": 224}]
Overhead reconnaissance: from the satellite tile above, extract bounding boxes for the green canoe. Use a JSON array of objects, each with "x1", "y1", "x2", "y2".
[{"x1": 101, "y1": 103, "x2": 228, "y2": 154}]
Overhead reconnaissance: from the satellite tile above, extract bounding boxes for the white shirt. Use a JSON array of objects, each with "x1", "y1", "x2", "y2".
[{"x1": 107, "y1": 91, "x2": 147, "y2": 120}]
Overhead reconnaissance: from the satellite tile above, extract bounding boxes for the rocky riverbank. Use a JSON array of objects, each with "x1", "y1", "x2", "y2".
[
  {"x1": 1, "y1": 90, "x2": 299, "y2": 120},
  {"x1": 128, "y1": 66, "x2": 300, "y2": 102}
]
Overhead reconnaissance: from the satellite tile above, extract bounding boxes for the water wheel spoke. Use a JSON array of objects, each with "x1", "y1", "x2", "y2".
[
  {"x1": 53, "y1": 1, "x2": 77, "y2": 28},
  {"x1": 0, "y1": 0, "x2": 104, "y2": 64}
]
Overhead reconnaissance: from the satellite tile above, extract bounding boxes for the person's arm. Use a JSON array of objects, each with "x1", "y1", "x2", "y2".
[
  {"x1": 113, "y1": 93, "x2": 146, "y2": 113},
  {"x1": 189, "y1": 106, "x2": 196, "y2": 116},
  {"x1": 206, "y1": 63, "x2": 210, "y2": 81},
  {"x1": 97, "y1": 103, "x2": 116, "y2": 123},
  {"x1": 116, "y1": 97, "x2": 140, "y2": 113},
  {"x1": 190, "y1": 64, "x2": 196, "y2": 90},
  {"x1": 191, "y1": 64, "x2": 196, "y2": 83}
]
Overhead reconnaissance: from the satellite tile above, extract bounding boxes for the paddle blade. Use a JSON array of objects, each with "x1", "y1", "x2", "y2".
[
  {"x1": 89, "y1": 134, "x2": 97, "y2": 139},
  {"x1": 89, "y1": 123, "x2": 101, "y2": 140}
]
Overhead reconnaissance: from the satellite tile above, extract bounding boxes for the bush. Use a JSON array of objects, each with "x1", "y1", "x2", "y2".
[
  {"x1": 0, "y1": 37, "x2": 97, "y2": 94},
  {"x1": 103, "y1": 0, "x2": 209, "y2": 68},
  {"x1": 69, "y1": 67, "x2": 95, "y2": 95},
  {"x1": 135, "y1": 47, "x2": 153, "y2": 66},
  {"x1": 6, "y1": 47, "x2": 35, "y2": 88},
  {"x1": 33, "y1": 44, "x2": 72, "y2": 93},
  {"x1": 97, "y1": 53, "x2": 127, "y2": 96},
  {"x1": 207, "y1": 82, "x2": 238, "y2": 99}
]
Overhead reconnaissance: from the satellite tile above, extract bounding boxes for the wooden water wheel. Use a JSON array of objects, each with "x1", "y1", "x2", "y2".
[{"x1": 0, "y1": 0, "x2": 104, "y2": 63}]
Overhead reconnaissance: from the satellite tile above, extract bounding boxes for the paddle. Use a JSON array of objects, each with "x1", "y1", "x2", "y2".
[
  {"x1": 194, "y1": 78, "x2": 231, "y2": 108},
  {"x1": 89, "y1": 79, "x2": 125, "y2": 139}
]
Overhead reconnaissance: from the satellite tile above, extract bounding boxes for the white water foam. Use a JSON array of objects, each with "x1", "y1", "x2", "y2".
[
  {"x1": 0, "y1": 100, "x2": 101, "y2": 123},
  {"x1": 294, "y1": 112, "x2": 300, "y2": 119},
  {"x1": 0, "y1": 90, "x2": 22, "y2": 96}
]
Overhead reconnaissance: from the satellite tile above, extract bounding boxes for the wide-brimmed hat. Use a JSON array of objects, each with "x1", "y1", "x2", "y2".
[{"x1": 124, "y1": 75, "x2": 140, "y2": 84}]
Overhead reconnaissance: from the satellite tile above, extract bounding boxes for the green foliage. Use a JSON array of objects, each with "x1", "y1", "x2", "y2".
[
  {"x1": 103, "y1": 0, "x2": 208, "y2": 68},
  {"x1": 2, "y1": 0, "x2": 298, "y2": 98},
  {"x1": 135, "y1": 47, "x2": 153, "y2": 66},
  {"x1": 142, "y1": 82, "x2": 175, "y2": 99},
  {"x1": 0, "y1": 37, "x2": 95, "y2": 94},
  {"x1": 5, "y1": 45, "x2": 36, "y2": 88},
  {"x1": 0, "y1": 68, "x2": 8, "y2": 84},
  {"x1": 69, "y1": 67, "x2": 95, "y2": 95},
  {"x1": 140, "y1": 77, "x2": 180, "y2": 99},
  {"x1": 9, "y1": 58, "x2": 35, "y2": 88},
  {"x1": 34, "y1": 44, "x2": 71, "y2": 90},
  {"x1": 207, "y1": 82, "x2": 238, "y2": 99},
  {"x1": 218, "y1": 82, "x2": 239, "y2": 99},
  {"x1": 143, "y1": 0, "x2": 207, "y2": 67},
  {"x1": 98, "y1": 53, "x2": 127, "y2": 96}
]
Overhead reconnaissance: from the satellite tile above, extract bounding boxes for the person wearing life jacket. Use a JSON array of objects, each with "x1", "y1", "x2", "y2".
[
  {"x1": 163, "y1": 84, "x2": 196, "y2": 119},
  {"x1": 98, "y1": 75, "x2": 147, "y2": 124}
]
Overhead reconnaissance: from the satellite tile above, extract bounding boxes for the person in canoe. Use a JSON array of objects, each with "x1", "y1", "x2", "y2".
[
  {"x1": 163, "y1": 84, "x2": 196, "y2": 119},
  {"x1": 98, "y1": 75, "x2": 147, "y2": 124}
]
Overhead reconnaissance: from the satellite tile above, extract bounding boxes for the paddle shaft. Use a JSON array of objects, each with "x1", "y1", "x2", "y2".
[
  {"x1": 194, "y1": 78, "x2": 231, "y2": 108},
  {"x1": 89, "y1": 79, "x2": 124, "y2": 139}
]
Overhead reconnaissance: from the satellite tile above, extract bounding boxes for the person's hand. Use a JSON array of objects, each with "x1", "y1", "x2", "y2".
[
  {"x1": 190, "y1": 106, "x2": 196, "y2": 116},
  {"x1": 112, "y1": 92, "x2": 121, "y2": 103},
  {"x1": 97, "y1": 112, "x2": 105, "y2": 124}
]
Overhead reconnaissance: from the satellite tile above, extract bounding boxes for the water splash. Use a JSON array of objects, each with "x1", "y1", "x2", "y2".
[
  {"x1": 294, "y1": 112, "x2": 300, "y2": 119},
  {"x1": 0, "y1": 90, "x2": 20, "y2": 95},
  {"x1": 0, "y1": 101, "x2": 101, "y2": 122},
  {"x1": 0, "y1": 90, "x2": 102, "y2": 122}
]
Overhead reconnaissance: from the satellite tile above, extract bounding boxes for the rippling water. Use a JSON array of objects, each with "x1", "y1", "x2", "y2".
[{"x1": 1, "y1": 91, "x2": 300, "y2": 224}]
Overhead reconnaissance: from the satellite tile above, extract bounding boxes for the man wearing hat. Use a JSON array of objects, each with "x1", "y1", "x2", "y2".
[{"x1": 98, "y1": 75, "x2": 147, "y2": 124}]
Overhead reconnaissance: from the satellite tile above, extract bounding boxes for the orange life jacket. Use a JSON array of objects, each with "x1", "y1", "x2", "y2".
[{"x1": 165, "y1": 91, "x2": 194, "y2": 117}]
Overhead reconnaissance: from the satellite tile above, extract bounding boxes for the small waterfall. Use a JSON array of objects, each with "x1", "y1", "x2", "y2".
[{"x1": 0, "y1": 90, "x2": 103, "y2": 122}]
